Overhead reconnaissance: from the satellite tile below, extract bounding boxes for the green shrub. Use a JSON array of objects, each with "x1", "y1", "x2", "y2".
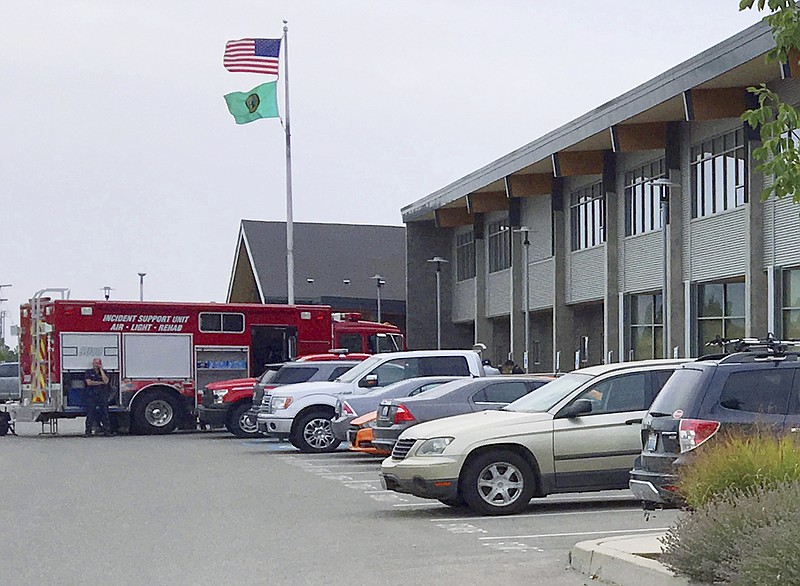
[
  {"x1": 728, "y1": 517, "x2": 800, "y2": 586},
  {"x1": 661, "y1": 481, "x2": 800, "y2": 584},
  {"x1": 677, "y1": 431, "x2": 800, "y2": 509}
]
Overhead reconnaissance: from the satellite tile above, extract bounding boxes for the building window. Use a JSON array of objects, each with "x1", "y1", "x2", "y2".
[
  {"x1": 629, "y1": 293, "x2": 663, "y2": 360},
  {"x1": 488, "y1": 219, "x2": 510, "y2": 273},
  {"x1": 624, "y1": 158, "x2": 666, "y2": 236},
  {"x1": 691, "y1": 129, "x2": 747, "y2": 219},
  {"x1": 782, "y1": 268, "x2": 800, "y2": 338},
  {"x1": 456, "y1": 231, "x2": 476, "y2": 281},
  {"x1": 697, "y1": 281, "x2": 745, "y2": 350},
  {"x1": 570, "y1": 182, "x2": 605, "y2": 251}
]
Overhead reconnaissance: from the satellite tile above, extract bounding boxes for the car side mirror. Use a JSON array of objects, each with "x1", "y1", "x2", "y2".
[
  {"x1": 560, "y1": 398, "x2": 593, "y2": 419},
  {"x1": 359, "y1": 374, "x2": 379, "y2": 388}
]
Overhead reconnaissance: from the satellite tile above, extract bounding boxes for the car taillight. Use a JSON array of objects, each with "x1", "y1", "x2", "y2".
[
  {"x1": 678, "y1": 419, "x2": 720, "y2": 453},
  {"x1": 393, "y1": 404, "x2": 416, "y2": 425},
  {"x1": 342, "y1": 401, "x2": 355, "y2": 416}
]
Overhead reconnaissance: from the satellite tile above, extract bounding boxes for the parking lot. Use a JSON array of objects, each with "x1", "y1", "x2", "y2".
[{"x1": 0, "y1": 419, "x2": 679, "y2": 586}]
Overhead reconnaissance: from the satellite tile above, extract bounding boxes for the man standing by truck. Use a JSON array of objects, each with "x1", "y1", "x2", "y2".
[{"x1": 84, "y1": 357, "x2": 111, "y2": 436}]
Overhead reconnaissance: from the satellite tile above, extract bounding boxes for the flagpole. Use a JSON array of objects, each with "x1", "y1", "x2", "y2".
[{"x1": 282, "y1": 20, "x2": 295, "y2": 305}]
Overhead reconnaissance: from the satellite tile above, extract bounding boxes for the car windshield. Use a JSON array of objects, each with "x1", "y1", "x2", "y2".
[
  {"x1": 259, "y1": 369, "x2": 279, "y2": 385},
  {"x1": 273, "y1": 366, "x2": 319, "y2": 385},
  {"x1": 369, "y1": 333, "x2": 403, "y2": 353},
  {"x1": 333, "y1": 354, "x2": 387, "y2": 383},
  {"x1": 504, "y1": 373, "x2": 593, "y2": 412}
]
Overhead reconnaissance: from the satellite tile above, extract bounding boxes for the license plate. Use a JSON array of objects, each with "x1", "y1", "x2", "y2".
[
  {"x1": 380, "y1": 405, "x2": 390, "y2": 418},
  {"x1": 645, "y1": 432, "x2": 658, "y2": 452}
]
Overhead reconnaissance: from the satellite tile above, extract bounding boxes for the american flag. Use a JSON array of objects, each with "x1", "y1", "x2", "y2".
[{"x1": 223, "y1": 38, "x2": 281, "y2": 75}]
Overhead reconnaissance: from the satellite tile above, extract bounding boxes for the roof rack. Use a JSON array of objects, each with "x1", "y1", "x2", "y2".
[{"x1": 701, "y1": 334, "x2": 800, "y2": 362}]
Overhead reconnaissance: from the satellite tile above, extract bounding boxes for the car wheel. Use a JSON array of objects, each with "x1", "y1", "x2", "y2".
[
  {"x1": 290, "y1": 410, "x2": 342, "y2": 453},
  {"x1": 228, "y1": 402, "x2": 260, "y2": 438},
  {"x1": 461, "y1": 450, "x2": 535, "y2": 515},
  {"x1": 132, "y1": 391, "x2": 179, "y2": 435}
]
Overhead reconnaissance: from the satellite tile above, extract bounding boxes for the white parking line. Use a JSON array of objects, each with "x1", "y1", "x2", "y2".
[
  {"x1": 478, "y1": 527, "x2": 670, "y2": 541},
  {"x1": 294, "y1": 463, "x2": 381, "y2": 469},
  {"x1": 431, "y1": 508, "x2": 638, "y2": 523},
  {"x1": 324, "y1": 478, "x2": 377, "y2": 483},
  {"x1": 483, "y1": 542, "x2": 544, "y2": 553},
  {"x1": 319, "y1": 472, "x2": 379, "y2": 478},
  {"x1": 542, "y1": 494, "x2": 635, "y2": 502}
]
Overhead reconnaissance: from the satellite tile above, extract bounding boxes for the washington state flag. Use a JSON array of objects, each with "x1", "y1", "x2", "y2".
[{"x1": 224, "y1": 81, "x2": 279, "y2": 124}]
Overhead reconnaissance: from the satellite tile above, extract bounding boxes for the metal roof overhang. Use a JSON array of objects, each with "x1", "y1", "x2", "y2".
[{"x1": 402, "y1": 20, "x2": 777, "y2": 223}]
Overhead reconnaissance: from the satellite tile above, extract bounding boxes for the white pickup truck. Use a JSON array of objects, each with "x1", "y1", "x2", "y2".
[{"x1": 256, "y1": 350, "x2": 486, "y2": 452}]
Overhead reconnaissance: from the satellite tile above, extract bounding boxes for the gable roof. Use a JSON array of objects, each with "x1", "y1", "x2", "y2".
[
  {"x1": 228, "y1": 220, "x2": 406, "y2": 303},
  {"x1": 401, "y1": 19, "x2": 777, "y2": 222}
]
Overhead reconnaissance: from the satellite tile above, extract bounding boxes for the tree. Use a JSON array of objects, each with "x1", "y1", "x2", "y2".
[
  {"x1": 740, "y1": 1, "x2": 800, "y2": 200},
  {"x1": 0, "y1": 341, "x2": 18, "y2": 362}
]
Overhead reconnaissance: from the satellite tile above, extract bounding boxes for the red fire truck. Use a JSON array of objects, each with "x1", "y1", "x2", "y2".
[{"x1": 14, "y1": 289, "x2": 404, "y2": 435}]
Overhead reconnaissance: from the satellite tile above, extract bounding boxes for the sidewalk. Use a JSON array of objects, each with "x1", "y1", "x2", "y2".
[{"x1": 570, "y1": 531, "x2": 703, "y2": 586}]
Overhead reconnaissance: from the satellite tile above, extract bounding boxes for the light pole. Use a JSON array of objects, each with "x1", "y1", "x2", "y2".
[
  {"x1": 371, "y1": 275, "x2": 385, "y2": 322},
  {"x1": 138, "y1": 272, "x2": 146, "y2": 302},
  {"x1": 0, "y1": 284, "x2": 11, "y2": 343},
  {"x1": 427, "y1": 257, "x2": 449, "y2": 350},
  {"x1": 514, "y1": 227, "x2": 531, "y2": 372},
  {"x1": 651, "y1": 177, "x2": 678, "y2": 359}
]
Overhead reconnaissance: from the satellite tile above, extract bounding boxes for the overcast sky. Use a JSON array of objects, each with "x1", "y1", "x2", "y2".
[{"x1": 1, "y1": 1, "x2": 764, "y2": 341}]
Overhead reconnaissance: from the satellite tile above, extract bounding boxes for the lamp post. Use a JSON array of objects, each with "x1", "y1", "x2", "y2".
[
  {"x1": 0, "y1": 284, "x2": 11, "y2": 343},
  {"x1": 514, "y1": 227, "x2": 531, "y2": 372},
  {"x1": 427, "y1": 257, "x2": 449, "y2": 350},
  {"x1": 371, "y1": 275, "x2": 385, "y2": 322},
  {"x1": 651, "y1": 177, "x2": 678, "y2": 359},
  {"x1": 138, "y1": 272, "x2": 146, "y2": 302}
]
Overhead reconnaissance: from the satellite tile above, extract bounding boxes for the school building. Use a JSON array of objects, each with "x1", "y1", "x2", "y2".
[{"x1": 402, "y1": 18, "x2": 800, "y2": 370}]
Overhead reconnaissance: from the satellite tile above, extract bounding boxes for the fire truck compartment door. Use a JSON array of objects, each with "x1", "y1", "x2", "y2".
[
  {"x1": 61, "y1": 333, "x2": 120, "y2": 371},
  {"x1": 123, "y1": 333, "x2": 193, "y2": 379}
]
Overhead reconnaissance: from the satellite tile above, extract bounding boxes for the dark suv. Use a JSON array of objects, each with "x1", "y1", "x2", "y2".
[{"x1": 630, "y1": 338, "x2": 800, "y2": 509}]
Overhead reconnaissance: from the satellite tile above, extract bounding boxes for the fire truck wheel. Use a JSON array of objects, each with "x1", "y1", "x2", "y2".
[
  {"x1": 132, "y1": 391, "x2": 179, "y2": 435},
  {"x1": 227, "y1": 402, "x2": 260, "y2": 438},
  {"x1": 290, "y1": 409, "x2": 342, "y2": 453}
]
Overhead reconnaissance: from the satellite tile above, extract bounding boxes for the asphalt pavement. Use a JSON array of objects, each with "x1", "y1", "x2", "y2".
[{"x1": 0, "y1": 419, "x2": 679, "y2": 585}]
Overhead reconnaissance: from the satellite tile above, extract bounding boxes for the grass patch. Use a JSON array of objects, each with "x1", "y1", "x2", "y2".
[{"x1": 677, "y1": 430, "x2": 800, "y2": 509}]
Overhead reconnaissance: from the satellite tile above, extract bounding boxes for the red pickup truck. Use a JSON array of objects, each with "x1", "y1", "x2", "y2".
[{"x1": 197, "y1": 353, "x2": 370, "y2": 437}]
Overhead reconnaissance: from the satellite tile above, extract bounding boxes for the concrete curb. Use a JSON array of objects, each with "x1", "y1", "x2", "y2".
[{"x1": 570, "y1": 532, "x2": 694, "y2": 586}]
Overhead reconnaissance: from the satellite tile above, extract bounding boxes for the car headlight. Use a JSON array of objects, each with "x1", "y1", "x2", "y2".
[
  {"x1": 212, "y1": 390, "x2": 228, "y2": 403},
  {"x1": 271, "y1": 396, "x2": 293, "y2": 411},
  {"x1": 415, "y1": 437, "x2": 454, "y2": 456}
]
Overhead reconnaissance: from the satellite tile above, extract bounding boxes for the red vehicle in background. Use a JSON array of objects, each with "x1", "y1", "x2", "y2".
[
  {"x1": 199, "y1": 352, "x2": 371, "y2": 437},
  {"x1": 15, "y1": 288, "x2": 404, "y2": 435}
]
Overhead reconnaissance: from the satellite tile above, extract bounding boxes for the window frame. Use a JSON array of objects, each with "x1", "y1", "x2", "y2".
[
  {"x1": 198, "y1": 312, "x2": 246, "y2": 334},
  {"x1": 782, "y1": 267, "x2": 800, "y2": 339},
  {"x1": 570, "y1": 182, "x2": 606, "y2": 251},
  {"x1": 696, "y1": 280, "x2": 746, "y2": 350},
  {"x1": 628, "y1": 292, "x2": 664, "y2": 360},
  {"x1": 455, "y1": 230, "x2": 477, "y2": 281},
  {"x1": 487, "y1": 219, "x2": 511, "y2": 273},
  {"x1": 624, "y1": 158, "x2": 666, "y2": 237},
  {"x1": 690, "y1": 129, "x2": 747, "y2": 219}
]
